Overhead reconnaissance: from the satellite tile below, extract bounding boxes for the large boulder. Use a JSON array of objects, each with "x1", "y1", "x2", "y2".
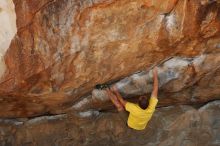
[{"x1": 0, "y1": 0, "x2": 219, "y2": 117}]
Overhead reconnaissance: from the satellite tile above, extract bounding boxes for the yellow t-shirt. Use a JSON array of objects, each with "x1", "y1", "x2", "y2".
[{"x1": 125, "y1": 97, "x2": 158, "y2": 130}]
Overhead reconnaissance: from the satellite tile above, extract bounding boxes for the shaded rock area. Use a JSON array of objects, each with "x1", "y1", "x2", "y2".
[
  {"x1": 0, "y1": 0, "x2": 219, "y2": 117},
  {"x1": 0, "y1": 100, "x2": 219, "y2": 146},
  {"x1": 72, "y1": 53, "x2": 220, "y2": 112}
]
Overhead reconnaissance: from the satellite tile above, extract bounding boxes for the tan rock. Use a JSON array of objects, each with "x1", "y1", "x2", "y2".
[
  {"x1": 0, "y1": 0, "x2": 219, "y2": 117},
  {"x1": 0, "y1": 0, "x2": 16, "y2": 79}
]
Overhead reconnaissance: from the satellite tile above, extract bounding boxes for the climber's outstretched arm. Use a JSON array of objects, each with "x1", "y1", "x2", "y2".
[
  {"x1": 111, "y1": 86, "x2": 127, "y2": 107},
  {"x1": 106, "y1": 88, "x2": 123, "y2": 111},
  {"x1": 151, "y1": 67, "x2": 158, "y2": 98}
]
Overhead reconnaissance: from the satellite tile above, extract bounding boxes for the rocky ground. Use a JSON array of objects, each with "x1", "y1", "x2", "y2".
[{"x1": 0, "y1": 100, "x2": 220, "y2": 146}]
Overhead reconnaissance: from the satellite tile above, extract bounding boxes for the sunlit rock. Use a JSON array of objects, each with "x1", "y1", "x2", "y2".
[
  {"x1": 0, "y1": 0, "x2": 16, "y2": 79},
  {"x1": 0, "y1": 0, "x2": 219, "y2": 117}
]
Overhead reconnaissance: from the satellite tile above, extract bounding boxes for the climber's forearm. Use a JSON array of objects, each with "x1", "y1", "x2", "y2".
[
  {"x1": 106, "y1": 88, "x2": 124, "y2": 111},
  {"x1": 151, "y1": 67, "x2": 158, "y2": 98},
  {"x1": 117, "y1": 94, "x2": 127, "y2": 107},
  {"x1": 106, "y1": 90, "x2": 116, "y2": 104},
  {"x1": 106, "y1": 89, "x2": 118, "y2": 106},
  {"x1": 111, "y1": 86, "x2": 127, "y2": 107},
  {"x1": 151, "y1": 76, "x2": 158, "y2": 98}
]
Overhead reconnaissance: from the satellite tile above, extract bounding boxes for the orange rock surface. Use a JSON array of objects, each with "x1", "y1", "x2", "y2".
[{"x1": 0, "y1": 0, "x2": 219, "y2": 117}]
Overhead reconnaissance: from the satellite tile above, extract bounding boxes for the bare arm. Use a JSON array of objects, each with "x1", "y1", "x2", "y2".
[
  {"x1": 106, "y1": 88, "x2": 124, "y2": 111},
  {"x1": 111, "y1": 86, "x2": 127, "y2": 107},
  {"x1": 151, "y1": 67, "x2": 158, "y2": 98}
]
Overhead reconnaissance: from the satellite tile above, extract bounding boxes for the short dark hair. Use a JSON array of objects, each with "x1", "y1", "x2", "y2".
[{"x1": 138, "y1": 96, "x2": 149, "y2": 110}]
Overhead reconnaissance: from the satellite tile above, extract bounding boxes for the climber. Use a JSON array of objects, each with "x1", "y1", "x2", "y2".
[{"x1": 105, "y1": 67, "x2": 159, "y2": 130}]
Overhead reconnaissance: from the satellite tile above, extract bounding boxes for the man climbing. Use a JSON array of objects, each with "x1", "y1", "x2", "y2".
[{"x1": 106, "y1": 67, "x2": 159, "y2": 130}]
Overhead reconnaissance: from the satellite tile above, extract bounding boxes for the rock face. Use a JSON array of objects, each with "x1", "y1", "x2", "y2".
[
  {"x1": 0, "y1": 100, "x2": 220, "y2": 146},
  {"x1": 1, "y1": 1, "x2": 219, "y2": 145},
  {"x1": 0, "y1": 0, "x2": 219, "y2": 117},
  {"x1": 0, "y1": 0, "x2": 16, "y2": 80},
  {"x1": 72, "y1": 54, "x2": 220, "y2": 112}
]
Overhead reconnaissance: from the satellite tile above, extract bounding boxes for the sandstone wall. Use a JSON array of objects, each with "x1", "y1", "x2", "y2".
[{"x1": 0, "y1": 0, "x2": 219, "y2": 117}]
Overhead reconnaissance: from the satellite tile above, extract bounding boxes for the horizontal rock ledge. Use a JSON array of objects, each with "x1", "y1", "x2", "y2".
[
  {"x1": 1, "y1": 53, "x2": 220, "y2": 118},
  {"x1": 71, "y1": 53, "x2": 220, "y2": 112}
]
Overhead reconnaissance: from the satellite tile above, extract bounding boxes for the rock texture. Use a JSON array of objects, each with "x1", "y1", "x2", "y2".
[
  {"x1": 72, "y1": 54, "x2": 220, "y2": 112},
  {"x1": 0, "y1": 0, "x2": 16, "y2": 79},
  {"x1": 0, "y1": 0, "x2": 219, "y2": 117},
  {"x1": 0, "y1": 100, "x2": 220, "y2": 146}
]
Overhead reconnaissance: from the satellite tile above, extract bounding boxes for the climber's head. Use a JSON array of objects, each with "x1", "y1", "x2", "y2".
[{"x1": 138, "y1": 96, "x2": 149, "y2": 110}]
